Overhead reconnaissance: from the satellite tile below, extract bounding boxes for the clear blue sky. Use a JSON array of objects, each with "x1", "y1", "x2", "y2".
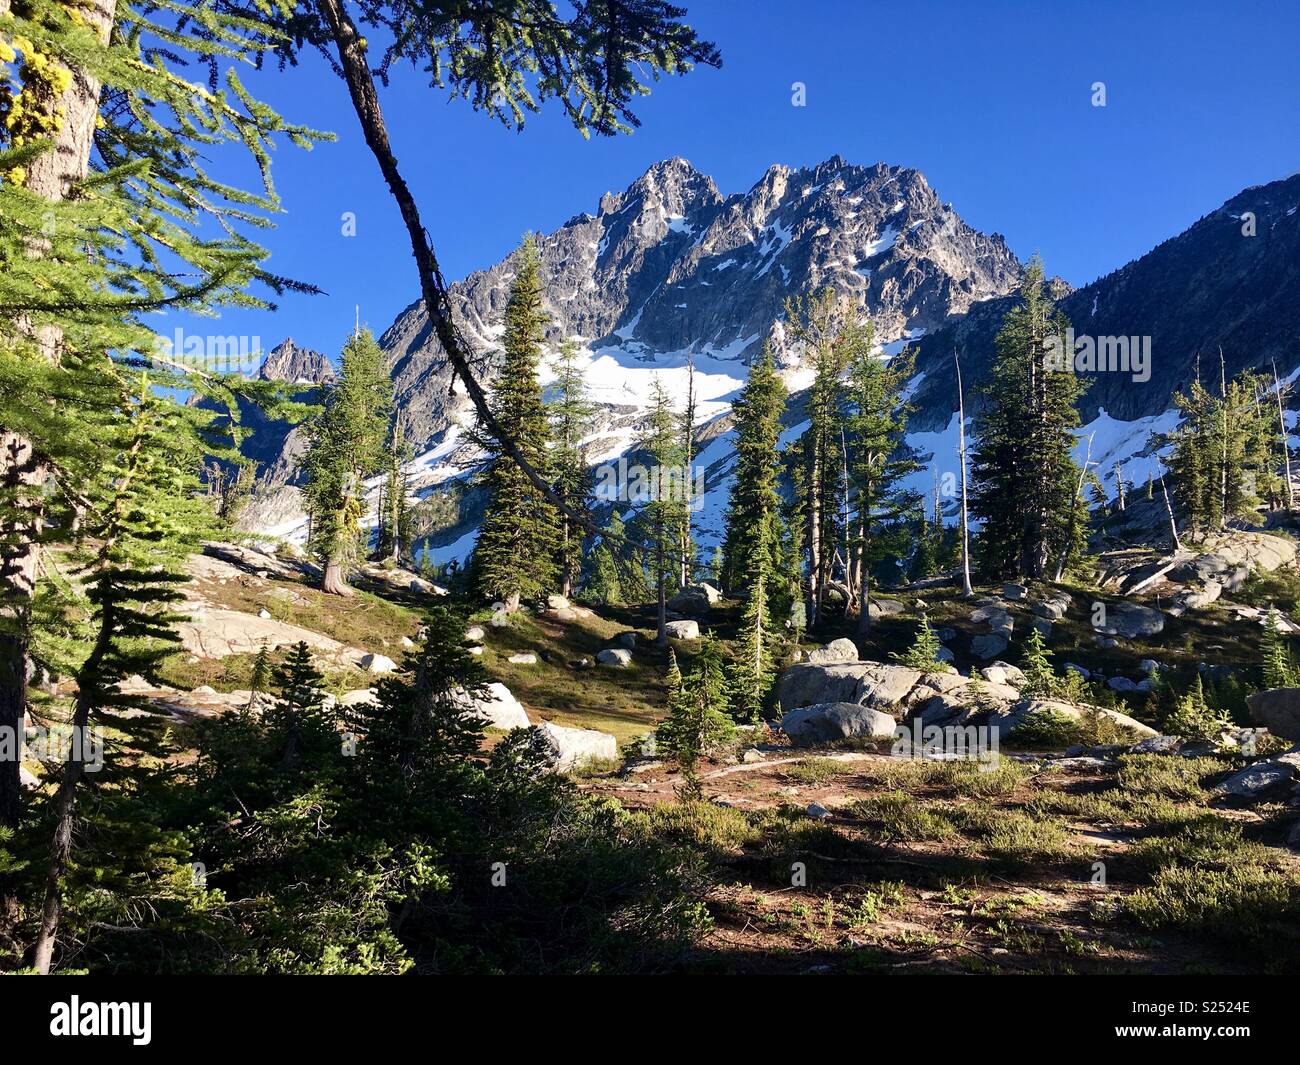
[{"x1": 176, "y1": 0, "x2": 1300, "y2": 361}]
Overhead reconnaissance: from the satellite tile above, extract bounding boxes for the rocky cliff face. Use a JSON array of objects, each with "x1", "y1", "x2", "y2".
[{"x1": 381, "y1": 155, "x2": 1024, "y2": 455}]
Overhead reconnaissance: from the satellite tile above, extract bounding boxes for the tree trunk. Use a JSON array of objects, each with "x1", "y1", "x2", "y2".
[
  {"x1": 322, "y1": 558, "x2": 353, "y2": 596},
  {"x1": 955, "y1": 352, "x2": 974, "y2": 597}
]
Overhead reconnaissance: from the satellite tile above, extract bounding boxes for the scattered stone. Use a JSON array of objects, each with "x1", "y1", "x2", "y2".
[
  {"x1": 570, "y1": 657, "x2": 592, "y2": 670},
  {"x1": 1032, "y1": 619, "x2": 1052, "y2": 639},
  {"x1": 741, "y1": 748, "x2": 765, "y2": 764},
  {"x1": 1108, "y1": 676, "x2": 1141, "y2": 693},
  {"x1": 596, "y1": 648, "x2": 633, "y2": 667},
  {"x1": 613, "y1": 632, "x2": 638, "y2": 650},
  {"x1": 507, "y1": 652, "x2": 537, "y2": 665},
  {"x1": 489, "y1": 610, "x2": 510, "y2": 628},
  {"x1": 805, "y1": 802, "x2": 832, "y2": 820},
  {"x1": 401, "y1": 636, "x2": 415, "y2": 649},
  {"x1": 667, "y1": 584, "x2": 717, "y2": 614},
  {"x1": 980, "y1": 662, "x2": 1026, "y2": 688},
  {"x1": 1063, "y1": 662, "x2": 1090, "y2": 680},
  {"x1": 338, "y1": 689, "x2": 378, "y2": 707},
  {"x1": 1097, "y1": 601, "x2": 1165, "y2": 639},
  {"x1": 257, "y1": 608, "x2": 272, "y2": 620},
  {"x1": 1246, "y1": 688, "x2": 1300, "y2": 741},
  {"x1": 664, "y1": 619, "x2": 701, "y2": 640},
  {"x1": 546, "y1": 593, "x2": 571, "y2": 611},
  {"x1": 779, "y1": 702, "x2": 898, "y2": 746},
  {"x1": 452, "y1": 681, "x2": 530, "y2": 730},
  {"x1": 867, "y1": 598, "x2": 905, "y2": 618},
  {"x1": 536, "y1": 722, "x2": 618, "y2": 771},
  {"x1": 465, "y1": 625, "x2": 486, "y2": 644},
  {"x1": 1215, "y1": 753, "x2": 1300, "y2": 799},
  {"x1": 807, "y1": 637, "x2": 859, "y2": 665},
  {"x1": 1002, "y1": 583, "x2": 1028, "y2": 600},
  {"x1": 359, "y1": 652, "x2": 398, "y2": 674},
  {"x1": 971, "y1": 634, "x2": 1009, "y2": 660},
  {"x1": 548, "y1": 607, "x2": 578, "y2": 621},
  {"x1": 1132, "y1": 735, "x2": 1183, "y2": 755},
  {"x1": 1031, "y1": 593, "x2": 1071, "y2": 620},
  {"x1": 20, "y1": 766, "x2": 39, "y2": 788}
]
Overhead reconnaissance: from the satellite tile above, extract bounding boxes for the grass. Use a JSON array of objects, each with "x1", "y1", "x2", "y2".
[{"x1": 783, "y1": 758, "x2": 858, "y2": 786}]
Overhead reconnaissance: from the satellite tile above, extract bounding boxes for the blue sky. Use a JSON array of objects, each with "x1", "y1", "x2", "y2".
[{"x1": 175, "y1": 0, "x2": 1300, "y2": 361}]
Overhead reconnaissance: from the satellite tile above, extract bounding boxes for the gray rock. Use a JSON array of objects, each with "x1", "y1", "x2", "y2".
[
  {"x1": 536, "y1": 722, "x2": 618, "y2": 771},
  {"x1": 453, "y1": 682, "x2": 530, "y2": 730},
  {"x1": 1097, "y1": 601, "x2": 1165, "y2": 639},
  {"x1": 1139, "y1": 659, "x2": 1160, "y2": 675},
  {"x1": 1002, "y1": 583, "x2": 1028, "y2": 600},
  {"x1": 465, "y1": 625, "x2": 486, "y2": 643},
  {"x1": 613, "y1": 631, "x2": 638, "y2": 649},
  {"x1": 1132, "y1": 735, "x2": 1183, "y2": 755},
  {"x1": 805, "y1": 802, "x2": 833, "y2": 820},
  {"x1": 338, "y1": 688, "x2": 378, "y2": 707},
  {"x1": 1247, "y1": 689, "x2": 1300, "y2": 741},
  {"x1": 360, "y1": 652, "x2": 398, "y2": 674},
  {"x1": 1063, "y1": 662, "x2": 1091, "y2": 680},
  {"x1": 507, "y1": 652, "x2": 538, "y2": 665},
  {"x1": 867, "y1": 598, "x2": 905, "y2": 618},
  {"x1": 667, "y1": 584, "x2": 720, "y2": 614},
  {"x1": 807, "y1": 637, "x2": 859, "y2": 665},
  {"x1": 489, "y1": 610, "x2": 510, "y2": 628},
  {"x1": 980, "y1": 662, "x2": 1026, "y2": 688},
  {"x1": 780, "y1": 702, "x2": 898, "y2": 746},
  {"x1": 1032, "y1": 618, "x2": 1053, "y2": 639},
  {"x1": 777, "y1": 661, "x2": 921, "y2": 712},
  {"x1": 971, "y1": 634, "x2": 1009, "y2": 659},
  {"x1": 1108, "y1": 676, "x2": 1141, "y2": 693},
  {"x1": 596, "y1": 648, "x2": 633, "y2": 667},
  {"x1": 546, "y1": 593, "x2": 571, "y2": 610},
  {"x1": 664, "y1": 619, "x2": 701, "y2": 640},
  {"x1": 1214, "y1": 754, "x2": 1300, "y2": 799}
]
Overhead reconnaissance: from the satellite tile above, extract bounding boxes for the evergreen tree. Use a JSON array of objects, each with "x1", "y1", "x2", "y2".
[
  {"x1": 376, "y1": 415, "x2": 413, "y2": 563},
  {"x1": 472, "y1": 236, "x2": 561, "y2": 607},
  {"x1": 302, "y1": 328, "x2": 393, "y2": 595},
  {"x1": 642, "y1": 377, "x2": 686, "y2": 642},
  {"x1": 788, "y1": 289, "x2": 848, "y2": 625},
  {"x1": 548, "y1": 338, "x2": 596, "y2": 598},
  {"x1": 841, "y1": 322, "x2": 918, "y2": 634},
  {"x1": 909, "y1": 505, "x2": 938, "y2": 582},
  {"x1": 1019, "y1": 625, "x2": 1059, "y2": 698},
  {"x1": 728, "y1": 565, "x2": 776, "y2": 725},
  {"x1": 266, "y1": 642, "x2": 336, "y2": 769},
  {"x1": 1261, "y1": 609, "x2": 1297, "y2": 689},
  {"x1": 720, "y1": 343, "x2": 787, "y2": 595},
  {"x1": 657, "y1": 640, "x2": 735, "y2": 799},
  {"x1": 970, "y1": 257, "x2": 1085, "y2": 579},
  {"x1": 247, "y1": 640, "x2": 273, "y2": 715},
  {"x1": 892, "y1": 615, "x2": 945, "y2": 672},
  {"x1": 1165, "y1": 675, "x2": 1231, "y2": 742}
]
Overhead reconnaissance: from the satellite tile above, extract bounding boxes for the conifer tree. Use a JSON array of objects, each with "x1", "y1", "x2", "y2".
[
  {"x1": 548, "y1": 338, "x2": 596, "y2": 598},
  {"x1": 32, "y1": 378, "x2": 215, "y2": 972},
  {"x1": 1261, "y1": 609, "x2": 1297, "y2": 689},
  {"x1": 247, "y1": 640, "x2": 273, "y2": 715},
  {"x1": 787, "y1": 290, "x2": 849, "y2": 626},
  {"x1": 970, "y1": 257, "x2": 1085, "y2": 579},
  {"x1": 1165, "y1": 675, "x2": 1230, "y2": 742},
  {"x1": 472, "y1": 236, "x2": 561, "y2": 607},
  {"x1": 642, "y1": 377, "x2": 686, "y2": 643},
  {"x1": 721, "y1": 343, "x2": 787, "y2": 595},
  {"x1": 841, "y1": 322, "x2": 918, "y2": 634},
  {"x1": 302, "y1": 328, "x2": 393, "y2": 595},
  {"x1": 266, "y1": 642, "x2": 336, "y2": 769},
  {"x1": 376, "y1": 415, "x2": 413, "y2": 563},
  {"x1": 892, "y1": 615, "x2": 945, "y2": 672},
  {"x1": 1019, "y1": 625, "x2": 1059, "y2": 698},
  {"x1": 728, "y1": 565, "x2": 776, "y2": 725},
  {"x1": 657, "y1": 640, "x2": 735, "y2": 799}
]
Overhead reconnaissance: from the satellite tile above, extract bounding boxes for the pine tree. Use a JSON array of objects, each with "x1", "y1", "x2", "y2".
[
  {"x1": 472, "y1": 236, "x2": 561, "y2": 607},
  {"x1": 548, "y1": 338, "x2": 596, "y2": 598},
  {"x1": 376, "y1": 415, "x2": 413, "y2": 563},
  {"x1": 909, "y1": 505, "x2": 938, "y2": 582},
  {"x1": 788, "y1": 289, "x2": 848, "y2": 626},
  {"x1": 970, "y1": 257, "x2": 1085, "y2": 579},
  {"x1": 642, "y1": 377, "x2": 686, "y2": 643},
  {"x1": 1019, "y1": 625, "x2": 1058, "y2": 698},
  {"x1": 720, "y1": 342, "x2": 787, "y2": 595},
  {"x1": 892, "y1": 615, "x2": 945, "y2": 672},
  {"x1": 1165, "y1": 675, "x2": 1231, "y2": 742},
  {"x1": 1261, "y1": 609, "x2": 1297, "y2": 689},
  {"x1": 266, "y1": 642, "x2": 336, "y2": 769},
  {"x1": 31, "y1": 377, "x2": 216, "y2": 972},
  {"x1": 247, "y1": 640, "x2": 273, "y2": 715},
  {"x1": 302, "y1": 328, "x2": 393, "y2": 595},
  {"x1": 657, "y1": 640, "x2": 735, "y2": 799},
  {"x1": 841, "y1": 322, "x2": 918, "y2": 634},
  {"x1": 728, "y1": 565, "x2": 776, "y2": 725}
]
